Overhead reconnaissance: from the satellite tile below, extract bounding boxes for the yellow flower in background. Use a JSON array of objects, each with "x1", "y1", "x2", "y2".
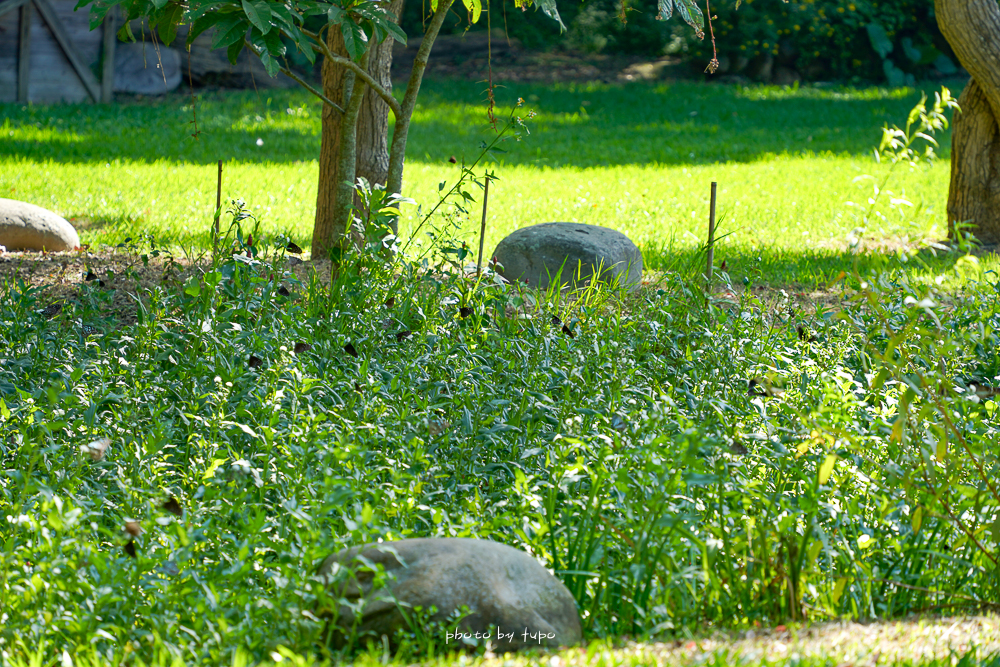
[
  {"x1": 837, "y1": 6, "x2": 845, "y2": 12},
  {"x1": 848, "y1": 3, "x2": 856, "y2": 9}
]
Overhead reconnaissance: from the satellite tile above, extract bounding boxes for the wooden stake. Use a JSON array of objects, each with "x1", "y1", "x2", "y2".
[
  {"x1": 477, "y1": 177, "x2": 490, "y2": 276},
  {"x1": 214, "y1": 160, "x2": 222, "y2": 255},
  {"x1": 706, "y1": 181, "x2": 717, "y2": 283}
]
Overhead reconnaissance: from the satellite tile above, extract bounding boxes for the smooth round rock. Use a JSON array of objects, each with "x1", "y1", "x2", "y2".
[
  {"x1": 0, "y1": 199, "x2": 80, "y2": 251},
  {"x1": 493, "y1": 222, "x2": 643, "y2": 290},
  {"x1": 318, "y1": 538, "x2": 581, "y2": 651}
]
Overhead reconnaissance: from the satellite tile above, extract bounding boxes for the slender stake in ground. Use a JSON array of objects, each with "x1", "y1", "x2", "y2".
[
  {"x1": 477, "y1": 177, "x2": 490, "y2": 276},
  {"x1": 214, "y1": 160, "x2": 222, "y2": 256},
  {"x1": 706, "y1": 181, "x2": 717, "y2": 283}
]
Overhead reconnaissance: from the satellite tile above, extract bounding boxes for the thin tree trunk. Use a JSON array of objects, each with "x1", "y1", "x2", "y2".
[
  {"x1": 314, "y1": 0, "x2": 403, "y2": 258},
  {"x1": 332, "y1": 53, "x2": 371, "y2": 251},
  {"x1": 386, "y1": 0, "x2": 455, "y2": 198},
  {"x1": 935, "y1": 0, "x2": 1000, "y2": 244},
  {"x1": 356, "y1": 0, "x2": 404, "y2": 194}
]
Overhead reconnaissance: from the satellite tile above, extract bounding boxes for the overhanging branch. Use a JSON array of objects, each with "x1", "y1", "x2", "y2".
[
  {"x1": 303, "y1": 27, "x2": 403, "y2": 120},
  {"x1": 245, "y1": 41, "x2": 347, "y2": 115}
]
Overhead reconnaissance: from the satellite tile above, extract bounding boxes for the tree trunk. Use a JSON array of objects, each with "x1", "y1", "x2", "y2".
[
  {"x1": 313, "y1": 0, "x2": 403, "y2": 259},
  {"x1": 947, "y1": 79, "x2": 1000, "y2": 243},
  {"x1": 314, "y1": 28, "x2": 349, "y2": 260},
  {"x1": 356, "y1": 0, "x2": 404, "y2": 194},
  {"x1": 935, "y1": 0, "x2": 1000, "y2": 244}
]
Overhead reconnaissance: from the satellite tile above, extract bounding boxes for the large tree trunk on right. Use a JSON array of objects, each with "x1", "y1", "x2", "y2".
[
  {"x1": 936, "y1": 0, "x2": 1000, "y2": 244},
  {"x1": 947, "y1": 79, "x2": 1000, "y2": 243}
]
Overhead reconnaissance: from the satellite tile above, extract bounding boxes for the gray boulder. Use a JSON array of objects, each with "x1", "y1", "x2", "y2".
[
  {"x1": 318, "y1": 538, "x2": 581, "y2": 651},
  {"x1": 0, "y1": 199, "x2": 79, "y2": 251},
  {"x1": 114, "y1": 43, "x2": 182, "y2": 95},
  {"x1": 493, "y1": 222, "x2": 642, "y2": 290}
]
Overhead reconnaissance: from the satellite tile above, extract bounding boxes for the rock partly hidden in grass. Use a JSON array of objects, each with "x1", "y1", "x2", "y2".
[
  {"x1": 493, "y1": 222, "x2": 643, "y2": 290},
  {"x1": 0, "y1": 198, "x2": 80, "y2": 251},
  {"x1": 318, "y1": 538, "x2": 582, "y2": 651},
  {"x1": 113, "y1": 43, "x2": 182, "y2": 94}
]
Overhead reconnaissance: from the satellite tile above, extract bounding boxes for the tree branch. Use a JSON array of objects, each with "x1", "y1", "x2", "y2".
[
  {"x1": 303, "y1": 28, "x2": 403, "y2": 120},
  {"x1": 243, "y1": 41, "x2": 347, "y2": 114},
  {"x1": 386, "y1": 0, "x2": 455, "y2": 196}
]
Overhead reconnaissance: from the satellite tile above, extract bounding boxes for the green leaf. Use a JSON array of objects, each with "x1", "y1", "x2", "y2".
[
  {"x1": 340, "y1": 20, "x2": 368, "y2": 61},
  {"x1": 911, "y1": 506, "x2": 923, "y2": 534},
  {"x1": 86, "y1": 3, "x2": 112, "y2": 31},
  {"x1": 185, "y1": 1, "x2": 224, "y2": 23},
  {"x1": 259, "y1": 49, "x2": 279, "y2": 76},
  {"x1": 866, "y1": 22, "x2": 893, "y2": 59},
  {"x1": 156, "y1": 3, "x2": 183, "y2": 45},
  {"x1": 657, "y1": 0, "x2": 704, "y2": 31},
  {"x1": 262, "y1": 27, "x2": 285, "y2": 57},
  {"x1": 188, "y1": 13, "x2": 223, "y2": 45},
  {"x1": 117, "y1": 21, "x2": 135, "y2": 42},
  {"x1": 462, "y1": 0, "x2": 481, "y2": 24},
  {"x1": 327, "y1": 4, "x2": 344, "y2": 23},
  {"x1": 269, "y1": 3, "x2": 298, "y2": 31},
  {"x1": 818, "y1": 454, "x2": 836, "y2": 485},
  {"x1": 203, "y1": 458, "x2": 227, "y2": 480},
  {"x1": 241, "y1": 0, "x2": 272, "y2": 34},
  {"x1": 535, "y1": 0, "x2": 565, "y2": 31},
  {"x1": 383, "y1": 20, "x2": 406, "y2": 44},
  {"x1": 210, "y1": 15, "x2": 248, "y2": 49},
  {"x1": 151, "y1": 0, "x2": 169, "y2": 11},
  {"x1": 228, "y1": 37, "x2": 245, "y2": 64}
]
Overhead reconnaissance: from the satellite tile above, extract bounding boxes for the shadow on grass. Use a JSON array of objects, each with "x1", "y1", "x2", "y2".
[
  {"x1": 0, "y1": 78, "x2": 969, "y2": 169},
  {"x1": 643, "y1": 240, "x2": 997, "y2": 291}
]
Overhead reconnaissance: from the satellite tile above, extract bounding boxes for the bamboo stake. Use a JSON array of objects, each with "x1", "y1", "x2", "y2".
[
  {"x1": 477, "y1": 177, "x2": 490, "y2": 276},
  {"x1": 214, "y1": 160, "x2": 222, "y2": 256},
  {"x1": 706, "y1": 181, "x2": 717, "y2": 283}
]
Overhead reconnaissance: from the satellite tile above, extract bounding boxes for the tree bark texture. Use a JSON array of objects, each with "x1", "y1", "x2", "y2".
[
  {"x1": 947, "y1": 79, "x2": 1000, "y2": 242},
  {"x1": 314, "y1": 27, "x2": 349, "y2": 259},
  {"x1": 935, "y1": 0, "x2": 1000, "y2": 244},
  {"x1": 356, "y1": 0, "x2": 404, "y2": 192},
  {"x1": 313, "y1": 0, "x2": 402, "y2": 259}
]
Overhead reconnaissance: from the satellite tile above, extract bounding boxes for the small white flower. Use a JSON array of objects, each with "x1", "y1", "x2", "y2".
[{"x1": 256, "y1": 138, "x2": 264, "y2": 146}]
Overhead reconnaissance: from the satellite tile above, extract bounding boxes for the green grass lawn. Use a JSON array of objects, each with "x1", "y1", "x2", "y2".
[
  {"x1": 0, "y1": 78, "x2": 977, "y2": 286},
  {"x1": 4, "y1": 77, "x2": 1000, "y2": 667}
]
